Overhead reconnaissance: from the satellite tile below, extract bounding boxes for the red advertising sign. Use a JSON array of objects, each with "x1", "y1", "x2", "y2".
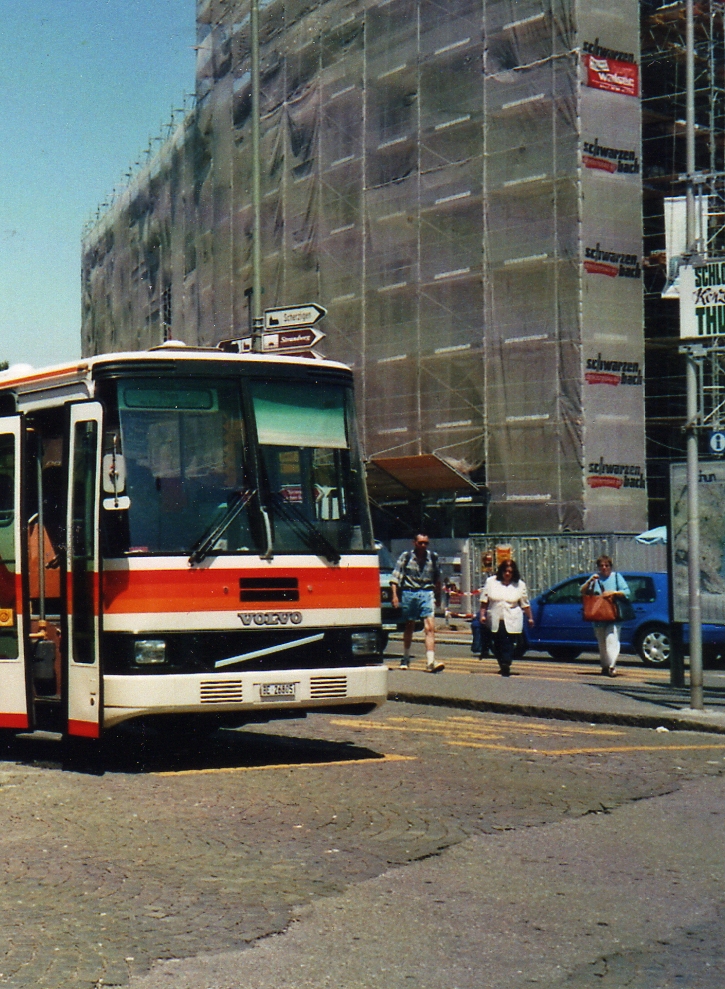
[
  {"x1": 584, "y1": 259, "x2": 619, "y2": 278},
  {"x1": 585, "y1": 371, "x2": 620, "y2": 386},
  {"x1": 585, "y1": 55, "x2": 639, "y2": 98}
]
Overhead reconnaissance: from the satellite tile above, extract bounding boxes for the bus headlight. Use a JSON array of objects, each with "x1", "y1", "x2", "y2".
[
  {"x1": 134, "y1": 639, "x2": 167, "y2": 665},
  {"x1": 351, "y1": 630, "x2": 380, "y2": 656}
]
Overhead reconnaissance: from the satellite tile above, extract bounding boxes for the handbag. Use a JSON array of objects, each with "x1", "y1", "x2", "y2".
[
  {"x1": 616, "y1": 597, "x2": 636, "y2": 623},
  {"x1": 582, "y1": 591, "x2": 618, "y2": 623}
]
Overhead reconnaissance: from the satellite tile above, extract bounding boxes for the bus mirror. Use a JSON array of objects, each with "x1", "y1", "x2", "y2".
[
  {"x1": 103, "y1": 495, "x2": 131, "y2": 511},
  {"x1": 102, "y1": 453, "x2": 126, "y2": 495}
]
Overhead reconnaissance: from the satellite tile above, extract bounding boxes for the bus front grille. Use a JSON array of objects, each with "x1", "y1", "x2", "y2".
[
  {"x1": 240, "y1": 577, "x2": 299, "y2": 602},
  {"x1": 310, "y1": 676, "x2": 347, "y2": 698},
  {"x1": 200, "y1": 679, "x2": 243, "y2": 704}
]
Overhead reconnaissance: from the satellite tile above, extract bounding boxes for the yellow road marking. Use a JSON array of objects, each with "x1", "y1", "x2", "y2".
[
  {"x1": 333, "y1": 721, "x2": 511, "y2": 739},
  {"x1": 440, "y1": 669, "x2": 662, "y2": 685},
  {"x1": 154, "y1": 753, "x2": 416, "y2": 777},
  {"x1": 338, "y1": 719, "x2": 625, "y2": 741},
  {"x1": 384, "y1": 715, "x2": 624, "y2": 736},
  {"x1": 418, "y1": 658, "x2": 668, "y2": 683},
  {"x1": 329, "y1": 718, "x2": 725, "y2": 757},
  {"x1": 444, "y1": 741, "x2": 725, "y2": 755}
]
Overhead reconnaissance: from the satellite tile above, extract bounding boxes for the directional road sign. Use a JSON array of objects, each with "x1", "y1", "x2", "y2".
[
  {"x1": 264, "y1": 303, "x2": 326, "y2": 331},
  {"x1": 262, "y1": 326, "x2": 325, "y2": 352}
]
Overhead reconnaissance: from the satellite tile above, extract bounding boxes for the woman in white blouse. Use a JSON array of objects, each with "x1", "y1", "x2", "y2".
[{"x1": 479, "y1": 559, "x2": 534, "y2": 676}]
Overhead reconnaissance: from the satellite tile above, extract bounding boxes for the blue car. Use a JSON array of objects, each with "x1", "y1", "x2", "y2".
[{"x1": 524, "y1": 571, "x2": 725, "y2": 667}]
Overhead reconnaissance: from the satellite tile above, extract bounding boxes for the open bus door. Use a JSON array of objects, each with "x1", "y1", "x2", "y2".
[
  {"x1": 66, "y1": 403, "x2": 103, "y2": 738},
  {"x1": 0, "y1": 416, "x2": 29, "y2": 732}
]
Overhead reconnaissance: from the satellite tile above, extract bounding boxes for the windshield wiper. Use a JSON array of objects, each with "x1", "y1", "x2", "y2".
[
  {"x1": 188, "y1": 488, "x2": 256, "y2": 566},
  {"x1": 270, "y1": 493, "x2": 341, "y2": 564}
]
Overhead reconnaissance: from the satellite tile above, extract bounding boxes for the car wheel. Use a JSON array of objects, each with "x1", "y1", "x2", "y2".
[
  {"x1": 636, "y1": 625, "x2": 671, "y2": 667},
  {"x1": 380, "y1": 631, "x2": 389, "y2": 652},
  {"x1": 547, "y1": 647, "x2": 582, "y2": 661},
  {"x1": 514, "y1": 634, "x2": 528, "y2": 659}
]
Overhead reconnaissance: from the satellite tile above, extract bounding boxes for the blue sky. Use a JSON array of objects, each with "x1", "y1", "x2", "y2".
[{"x1": 0, "y1": 1, "x2": 196, "y2": 368}]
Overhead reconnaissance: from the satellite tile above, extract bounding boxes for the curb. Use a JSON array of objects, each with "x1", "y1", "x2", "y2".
[{"x1": 388, "y1": 691, "x2": 725, "y2": 735}]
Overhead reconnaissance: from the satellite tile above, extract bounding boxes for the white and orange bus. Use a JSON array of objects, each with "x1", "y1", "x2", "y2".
[{"x1": 0, "y1": 344, "x2": 386, "y2": 740}]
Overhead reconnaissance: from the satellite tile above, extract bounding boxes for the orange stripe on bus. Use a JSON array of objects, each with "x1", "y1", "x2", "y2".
[
  {"x1": 67, "y1": 719, "x2": 100, "y2": 738},
  {"x1": 0, "y1": 713, "x2": 29, "y2": 729},
  {"x1": 103, "y1": 566, "x2": 380, "y2": 614}
]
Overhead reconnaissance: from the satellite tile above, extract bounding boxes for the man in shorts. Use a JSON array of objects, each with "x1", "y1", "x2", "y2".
[{"x1": 390, "y1": 533, "x2": 444, "y2": 672}]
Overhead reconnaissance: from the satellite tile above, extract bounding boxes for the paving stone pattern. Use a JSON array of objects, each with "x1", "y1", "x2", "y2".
[{"x1": 0, "y1": 707, "x2": 722, "y2": 987}]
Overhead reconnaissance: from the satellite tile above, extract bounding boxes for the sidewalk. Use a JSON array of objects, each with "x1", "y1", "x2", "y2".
[{"x1": 387, "y1": 622, "x2": 725, "y2": 735}]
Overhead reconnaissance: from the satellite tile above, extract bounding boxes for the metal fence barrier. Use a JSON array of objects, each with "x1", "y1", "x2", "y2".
[{"x1": 469, "y1": 533, "x2": 667, "y2": 601}]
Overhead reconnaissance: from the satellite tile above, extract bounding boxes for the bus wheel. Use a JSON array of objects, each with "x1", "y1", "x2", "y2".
[{"x1": 64, "y1": 736, "x2": 103, "y2": 773}]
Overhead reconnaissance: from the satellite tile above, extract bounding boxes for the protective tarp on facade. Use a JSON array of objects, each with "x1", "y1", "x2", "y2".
[{"x1": 82, "y1": 0, "x2": 647, "y2": 533}]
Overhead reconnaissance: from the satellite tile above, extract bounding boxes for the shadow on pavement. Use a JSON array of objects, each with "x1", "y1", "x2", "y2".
[
  {"x1": 0, "y1": 722, "x2": 386, "y2": 776},
  {"x1": 599, "y1": 679, "x2": 725, "y2": 713}
]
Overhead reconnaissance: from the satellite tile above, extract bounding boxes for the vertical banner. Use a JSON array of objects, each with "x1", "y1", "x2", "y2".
[{"x1": 579, "y1": 1, "x2": 647, "y2": 533}]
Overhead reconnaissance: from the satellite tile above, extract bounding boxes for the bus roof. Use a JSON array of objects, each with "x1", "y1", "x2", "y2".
[{"x1": 0, "y1": 346, "x2": 352, "y2": 397}]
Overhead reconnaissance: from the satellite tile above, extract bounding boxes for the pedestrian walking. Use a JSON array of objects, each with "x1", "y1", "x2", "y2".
[
  {"x1": 580, "y1": 555, "x2": 631, "y2": 677},
  {"x1": 390, "y1": 533, "x2": 445, "y2": 673},
  {"x1": 471, "y1": 551, "x2": 495, "y2": 658},
  {"x1": 479, "y1": 559, "x2": 534, "y2": 676}
]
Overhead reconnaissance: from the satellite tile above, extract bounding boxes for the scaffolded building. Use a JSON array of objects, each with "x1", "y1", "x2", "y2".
[
  {"x1": 82, "y1": 0, "x2": 647, "y2": 534},
  {"x1": 641, "y1": 0, "x2": 725, "y2": 524}
]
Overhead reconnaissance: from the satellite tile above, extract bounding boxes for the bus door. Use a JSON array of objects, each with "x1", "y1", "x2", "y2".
[
  {"x1": 66, "y1": 403, "x2": 103, "y2": 738},
  {"x1": 0, "y1": 417, "x2": 29, "y2": 731}
]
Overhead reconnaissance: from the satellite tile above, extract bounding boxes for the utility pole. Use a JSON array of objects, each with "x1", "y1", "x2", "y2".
[
  {"x1": 684, "y1": 0, "x2": 704, "y2": 709},
  {"x1": 250, "y1": 0, "x2": 263, "y2": 352}
]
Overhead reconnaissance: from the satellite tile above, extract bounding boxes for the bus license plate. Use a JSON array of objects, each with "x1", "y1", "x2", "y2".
[{"x1": 260, "y1": 682, "x2": 296, "y2": 699}]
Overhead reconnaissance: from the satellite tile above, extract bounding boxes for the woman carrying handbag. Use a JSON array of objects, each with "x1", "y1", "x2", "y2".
[
  {"x1": 479, "y1": 559, "x2": 534, "y2": 676},
  {"x1": 581, "y1": 555, "x2": 631, "y2": 677}
]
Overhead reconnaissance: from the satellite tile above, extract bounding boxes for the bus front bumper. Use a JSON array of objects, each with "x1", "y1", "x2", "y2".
[{"x1": 102, "y1": 665, "x2": 388, "y2": 728}]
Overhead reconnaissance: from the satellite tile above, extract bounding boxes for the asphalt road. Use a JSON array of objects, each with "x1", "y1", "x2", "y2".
[{"x1": 1, "y1": 700, "x2": 724, "y2": 988}]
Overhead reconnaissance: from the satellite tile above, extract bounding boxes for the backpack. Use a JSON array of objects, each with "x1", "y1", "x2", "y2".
[{"x1": 400, "y1": 548, "x2": 440, "y2": 587}]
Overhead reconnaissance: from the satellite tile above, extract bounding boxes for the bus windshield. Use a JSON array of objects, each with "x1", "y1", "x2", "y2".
[
  {"x1": 107, "y1": 373, "x2": 372, "y2": 558},
  {"x1": 249, "y1": 379, "x2": 371, "y2": 556},
  {"x1": 115, "y1": 377, "x2": 257, "y2": 555}
]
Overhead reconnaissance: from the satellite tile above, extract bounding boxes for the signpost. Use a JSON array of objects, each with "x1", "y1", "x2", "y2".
[
  {"x1": 262, "y1": 326, "x2": 325, "y2": 352},
  {"x1": 264, "y1": 304, "x2": 326, "y2": 331},
  {"x1": 224, "y1": 304, "x2": 327, "y2": 356}
]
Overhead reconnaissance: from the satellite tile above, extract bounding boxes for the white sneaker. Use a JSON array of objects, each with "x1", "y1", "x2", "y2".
[{"x1": 426, "y1": 660, "x2": 445, "y2": 673}]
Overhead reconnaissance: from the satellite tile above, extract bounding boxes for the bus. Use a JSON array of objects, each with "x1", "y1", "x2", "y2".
[{"x1": 0, "y1": 344, "x2": 386, "y2": 740}]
